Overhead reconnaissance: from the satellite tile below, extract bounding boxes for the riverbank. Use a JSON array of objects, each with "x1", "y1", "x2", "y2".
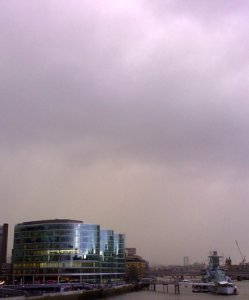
[{"x1": 29, "y1": 284, "x2": 137, "y2": 300}]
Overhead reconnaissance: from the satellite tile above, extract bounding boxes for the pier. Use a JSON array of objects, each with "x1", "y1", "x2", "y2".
[{"x1": 150, "y1": 280, "x2": 180, "y2": 294}]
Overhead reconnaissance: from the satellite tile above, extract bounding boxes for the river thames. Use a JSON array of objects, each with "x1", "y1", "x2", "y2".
[{"x1": 101, "y1": 281, "x2": 249, "y2": 300}]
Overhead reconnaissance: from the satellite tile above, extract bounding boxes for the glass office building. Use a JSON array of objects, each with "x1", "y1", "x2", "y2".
[
  {"x1": 100, "y1": 229, "x2": 114, "y2": 279},
  {"x1": 114, "y1": 234, "x2": 126, "y2": 279},
  {"x1": 12, "y1": 219, "x2": 125, "y2": 284}
]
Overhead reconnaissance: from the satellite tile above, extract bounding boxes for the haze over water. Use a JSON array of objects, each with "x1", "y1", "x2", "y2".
[{"x1": 101, "y1": 281, "x2": 249, "y2": 300}]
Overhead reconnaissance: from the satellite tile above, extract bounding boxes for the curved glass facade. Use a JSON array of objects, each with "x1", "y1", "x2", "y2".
[
  {"x1": 114, "y1": 234, "x2": 126, "y2": 277},
  {"x1": 12, "y1": 220, "x2": 125, "y2": 284},
  {"x1": 100, "y1": 230, "x2": 114, "y2": 279}
]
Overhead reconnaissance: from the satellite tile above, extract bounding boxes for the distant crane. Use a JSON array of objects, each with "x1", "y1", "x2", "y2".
[{"x1": 235, "y1": 240, "x2": 246, "y2": 264}]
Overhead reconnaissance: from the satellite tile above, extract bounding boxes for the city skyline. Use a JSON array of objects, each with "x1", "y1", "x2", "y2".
[{"x1": 1, "y1": 0, "x2": 249, "y2": 265}]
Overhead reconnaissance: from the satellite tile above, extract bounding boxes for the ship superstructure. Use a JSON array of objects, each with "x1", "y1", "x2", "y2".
[{"x1": 192, "y1": 251, "x2": 237, "y2": 295}]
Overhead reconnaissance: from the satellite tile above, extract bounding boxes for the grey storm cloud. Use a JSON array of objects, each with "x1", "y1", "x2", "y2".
[{"x1": 1, "y1": 0, "x2": 249, "y2": 264}]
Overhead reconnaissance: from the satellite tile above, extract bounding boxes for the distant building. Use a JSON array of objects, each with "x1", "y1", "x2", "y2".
[
  {"x1": 0, "y1": 224, "x2": 9, "y2": 281},
  {"x1": 183, "y1": 256, "x2": 189, "y2": 266},
  {"x1": 0, "y1": 224, "x2": 8, "y2": 271},
  {"x1": 225, "y1": 257, "x2": 232, "y2": 269},
  {"x1": 12, "y1": 219, "x2": 125, "y2": 284},
  {"x1": 126, "y1": 248, "x2": 136, "y2": 256}
]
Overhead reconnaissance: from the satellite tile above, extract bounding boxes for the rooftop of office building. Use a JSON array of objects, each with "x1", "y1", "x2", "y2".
[{"x1": 17, "y1": 219, "x2": 84, "y2": 226}]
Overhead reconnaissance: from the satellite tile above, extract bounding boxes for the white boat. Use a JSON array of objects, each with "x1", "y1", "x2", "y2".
[{"x1": 213, "y1": 281, "x2": 237, "y2": 295}]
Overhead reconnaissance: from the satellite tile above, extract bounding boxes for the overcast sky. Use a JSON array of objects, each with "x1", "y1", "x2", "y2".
[{"x1": 1, "y1": 0, "x2": 249, "y2": 265}]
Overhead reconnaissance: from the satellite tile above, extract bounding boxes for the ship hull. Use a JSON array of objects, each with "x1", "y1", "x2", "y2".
[
  {"x1": 208, "y1": 284, "x2": 237, "y2": 295},
  {"x1": 217, "y1": 286, "x2": 236, "y2": 295}
]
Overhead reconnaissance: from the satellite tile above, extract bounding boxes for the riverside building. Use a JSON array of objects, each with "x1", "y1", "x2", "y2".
[
  {"x1": 0, "y1": 224, "x2": 8, "y2": 274},
  {"x1": 12, "y1": 219, "x2": 125, "y2": 284},
  {"x1": 125, "y1": 254, "x2": 147, "y2": 282}
]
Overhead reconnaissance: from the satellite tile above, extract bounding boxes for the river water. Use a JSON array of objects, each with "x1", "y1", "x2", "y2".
[{"x1": 102, "y1": 281, "x2": 249, "y2": 300}]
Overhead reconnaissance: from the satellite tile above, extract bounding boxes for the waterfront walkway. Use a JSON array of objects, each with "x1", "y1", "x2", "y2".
[{"x1": 0, "y1": 283, "x2": 136, "y2": 299}]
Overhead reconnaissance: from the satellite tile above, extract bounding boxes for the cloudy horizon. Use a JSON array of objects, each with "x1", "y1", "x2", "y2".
[{"x1": 1, "y1": 0, "x2": 249, "y2": 265}]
